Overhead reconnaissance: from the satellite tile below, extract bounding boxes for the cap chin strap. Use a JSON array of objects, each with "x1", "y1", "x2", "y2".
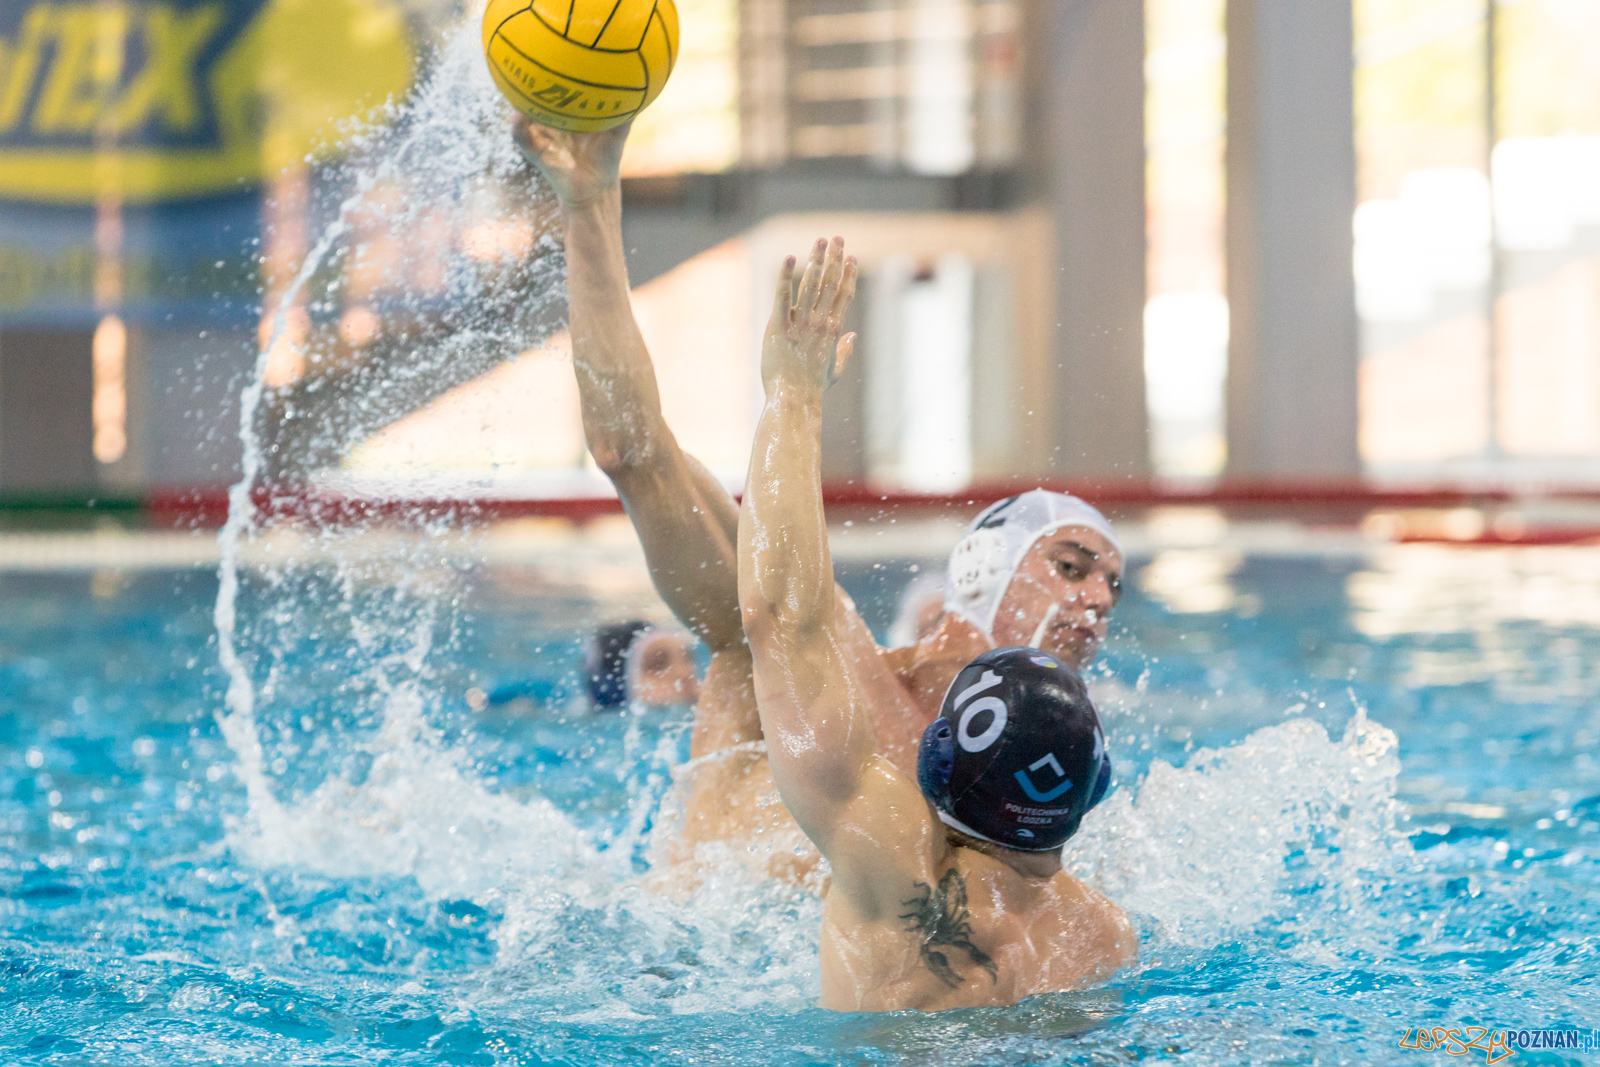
[
  {"x1": 1027, "y1": 601, "x2": 1061, "y2": 650},
  {"x1": 935, "y1": 808, "x2": 1061, "y2": 854}
]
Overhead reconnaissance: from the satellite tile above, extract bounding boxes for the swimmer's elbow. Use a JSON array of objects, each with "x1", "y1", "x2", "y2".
[
  {"x1": 586, "y1": 438, "x2": 627, "y2": 476},
  {"x1": 740, "y1": 600, "x2": 778, "y2": 650},
  {"x1": 587, "y1": 434, "x2": 657, "y2": 479},
  {"x1": 741, "y1": 572, "x2": 830, "y2": 638},
  {"x1": 741, "y1": 600, "x2": 829, "y2": 661},
  {"x1": 582, "y1": 410, "x2": 671, "y2": 479}
]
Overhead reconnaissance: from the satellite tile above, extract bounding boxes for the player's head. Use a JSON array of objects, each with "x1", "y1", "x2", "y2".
[
  {"x1": 915, "y1": 647, "x2": 1112, "y2": 852},
  {"x1": 943, "y1": 491, "x2": 1123, "y2": 667},
  {"x1": 585, "y1": 622, "x2": 699, "y2": 711}
]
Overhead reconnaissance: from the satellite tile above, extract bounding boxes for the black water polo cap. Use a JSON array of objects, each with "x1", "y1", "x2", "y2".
[{"x1": 916, "y1": 647, "x2": 1112, "y2": 851}]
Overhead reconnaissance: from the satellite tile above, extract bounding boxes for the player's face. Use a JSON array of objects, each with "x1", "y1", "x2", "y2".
[
  {"x1": 988, "y1": 527, "x2": 1123, "y2": 668},
  {"x1": 629, "y1": 631, "x2": 700, "y2": 708}
]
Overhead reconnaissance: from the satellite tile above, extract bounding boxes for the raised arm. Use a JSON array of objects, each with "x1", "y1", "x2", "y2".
[
  {"x1": 738, "y1": 240, "x2": 936, "y2": 885},
  {"x1": 737, "y1": 238, "x2": 863, "y2": 821},
  {"x1": 514, "y1": 120, "x2": 746, "y2": 658}
]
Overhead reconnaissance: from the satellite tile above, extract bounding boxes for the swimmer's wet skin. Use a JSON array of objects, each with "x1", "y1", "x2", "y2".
[
  {"x1": 514, "y1": 116, "x2": 1129, "y2": 893},
  {"x1": 736, "y1": 237, "x2": 1136, "y2": 1011},
  {"x1": 514, "y1": 116, "x2": 830, "y2": 882}
]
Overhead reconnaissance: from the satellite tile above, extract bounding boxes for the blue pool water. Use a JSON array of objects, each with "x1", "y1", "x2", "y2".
[{"x1": 2, "y1": 540, "x2": 1598, "y2": 1065}]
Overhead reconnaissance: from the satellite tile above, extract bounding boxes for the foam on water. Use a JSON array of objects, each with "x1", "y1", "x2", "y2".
[
  {"x1": 1067, "y1": 710, "x2": 1407, "y2": 949},
  {"x1": 482, "y1": 849, "x2": 826, "y2": 1017}
]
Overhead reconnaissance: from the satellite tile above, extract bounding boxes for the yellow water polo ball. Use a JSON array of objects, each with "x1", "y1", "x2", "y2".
[{"x1": 482, "y1": 0, "x2": 679, "y2": 133}]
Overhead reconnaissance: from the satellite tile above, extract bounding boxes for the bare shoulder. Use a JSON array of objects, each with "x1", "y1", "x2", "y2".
[
  {"x1": 1044, "y1": 869, "x2": 1139, "y2": 977},
  {"x1": 939, "y1": 850, "x2": 1136, "y2": 996},
  {"x1": 821, "y1": 844, "x2": 1134, "y2": 1010}
]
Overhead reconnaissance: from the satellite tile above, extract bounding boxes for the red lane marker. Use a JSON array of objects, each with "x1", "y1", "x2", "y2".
[
  {"x1": 138, "y1": 480, "x2": 1600, "y2": 530},
  {"x1": 1397, "y1": 530, "x2": 1600, "y2": 547}
]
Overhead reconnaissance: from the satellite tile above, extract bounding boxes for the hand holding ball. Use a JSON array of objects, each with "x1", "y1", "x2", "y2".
[{"x1": 483, "y1": 0, "x2": 679, "y2": 132}]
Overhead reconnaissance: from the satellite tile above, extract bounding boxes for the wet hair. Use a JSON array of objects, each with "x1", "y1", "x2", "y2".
[
  {"x1": 585, "y1": 621, "x2": 653, "y2": 711},
  {"x1": 916, "y1": 647, "x2": 1112, "y2": 852}
]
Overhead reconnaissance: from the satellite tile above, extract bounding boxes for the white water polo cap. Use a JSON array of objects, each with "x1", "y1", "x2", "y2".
[{"x1": 943, "y1": 490, "x2": 1122, "y2": 639}]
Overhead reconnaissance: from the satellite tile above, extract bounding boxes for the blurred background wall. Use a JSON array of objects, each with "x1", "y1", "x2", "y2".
[{"x1": 1, "y1": 0, "x2": 1597, "y2": 498}]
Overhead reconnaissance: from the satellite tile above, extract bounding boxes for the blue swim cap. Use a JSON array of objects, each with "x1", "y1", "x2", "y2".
[{"x1": 916, "y1": 647, "x2": 1112, "y2": 852}]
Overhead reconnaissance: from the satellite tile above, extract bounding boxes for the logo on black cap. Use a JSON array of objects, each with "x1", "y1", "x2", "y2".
[{"x1": 1014, "y1": 753, "x2": 1073, "y2": 802}]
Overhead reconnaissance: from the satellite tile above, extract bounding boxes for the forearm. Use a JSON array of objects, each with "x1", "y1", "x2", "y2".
[
  {"x1": 738, "y1": 378, "x2": 874, "y2": 791},
  {"x1": 561, "y1": 191, "x2": 746, "y2": 648},
  {"x1": 561, "y1": 189, "x2": 668, "y2": 469},
  {"x1": 739, "y1": 380, "x2": 833, "y2": 638}
]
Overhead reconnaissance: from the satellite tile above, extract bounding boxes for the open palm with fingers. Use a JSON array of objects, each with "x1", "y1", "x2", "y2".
[
  {"x1": 763, "y1": 236, "x2": 859, "y2": 395},
  {"x1": 512, "y1": 117, "x2": 632, "y2": 206}
]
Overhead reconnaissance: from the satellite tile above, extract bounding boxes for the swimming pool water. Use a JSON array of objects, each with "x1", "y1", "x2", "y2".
[{"x1": 1, "y1": 541, "x2": 1597, "y2": 1065}]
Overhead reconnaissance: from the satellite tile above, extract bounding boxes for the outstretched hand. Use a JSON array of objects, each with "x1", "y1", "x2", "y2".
[
  {"x1": 762, "y1": 237, "x2": 859, "y2": 395},
  {"x1": 511, "y1": 117, "x2": 631, "y2": 207}
]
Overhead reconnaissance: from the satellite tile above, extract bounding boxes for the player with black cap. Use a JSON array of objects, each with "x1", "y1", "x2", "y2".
[
  {"x1": 917, "y1": 648, "x2": 1112, "y2": 852},
  {"x1": 737, "y1": 236, "x2": 1134, "y2": 1011}
]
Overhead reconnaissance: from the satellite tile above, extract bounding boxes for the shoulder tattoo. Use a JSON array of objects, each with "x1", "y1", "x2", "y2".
[{"x1": 899, "y1": 869, "x2": 998, "y2": 988}]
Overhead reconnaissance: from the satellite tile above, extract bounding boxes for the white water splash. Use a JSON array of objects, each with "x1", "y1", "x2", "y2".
[
  {"x1": 1066, "y1": 711, "x2": 1408, "y2": 947},
  {"x1": 482, "y1": 840, "x2": 826, "y2": 1017},
  {"x1": 213, "y1": 209, "x2": 354, "y2": 830},
  {"x1": 211, "y1": 19, "x2": 573, "y2": 888},
  {"x1": 231, "y1": 686, "x2": 598, "y2": 898}
]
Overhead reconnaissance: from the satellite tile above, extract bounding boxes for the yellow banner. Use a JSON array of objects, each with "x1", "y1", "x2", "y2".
[{"x1": 0, "y1": 0, "x2": 414, "y2": 203}]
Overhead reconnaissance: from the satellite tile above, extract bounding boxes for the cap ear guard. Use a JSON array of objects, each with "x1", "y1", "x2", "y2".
[{"x1": 916, "y1": 719, "x2": 955, "y2": 806}]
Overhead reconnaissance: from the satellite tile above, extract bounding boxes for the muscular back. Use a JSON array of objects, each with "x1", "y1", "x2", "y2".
[{"x1": 815, "y1": 764, "x2": 1136, "y2": 1011}]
